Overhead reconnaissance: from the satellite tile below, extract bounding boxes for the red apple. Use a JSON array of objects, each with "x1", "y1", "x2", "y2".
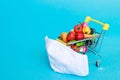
[
  {"x1": 74, "y1": 24, "x2": 83, "y2": 33},
  {"x1": 75, "y1": 32, "x2": 84, "y2": 40},
  {"x1": 66, "y1": 31, "x2": 75, "y2": 42}
]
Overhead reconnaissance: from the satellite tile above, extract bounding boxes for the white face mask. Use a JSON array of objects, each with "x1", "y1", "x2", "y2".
[{"x1": 45, "y1": 36, "x2": 89, "y2": 76}]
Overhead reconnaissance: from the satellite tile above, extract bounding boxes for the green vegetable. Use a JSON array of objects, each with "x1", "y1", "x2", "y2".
[
  {"x1": 70, "y1": 40, "x2": 76, "y2": 42},
  {"x1": 76, "y1": 41, "x2": 85, "y2": 47}
]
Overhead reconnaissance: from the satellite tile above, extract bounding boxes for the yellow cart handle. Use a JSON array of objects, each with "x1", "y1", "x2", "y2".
[{"x1": 85, "y1": 16, "x2": 109, "y2": 31}]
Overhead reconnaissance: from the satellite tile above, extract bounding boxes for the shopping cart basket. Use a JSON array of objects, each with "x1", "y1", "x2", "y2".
[{"x1": 67, "y1": 16, "x2": 109, "y2": 67}]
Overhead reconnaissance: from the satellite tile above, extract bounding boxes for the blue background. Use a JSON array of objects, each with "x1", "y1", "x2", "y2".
[{"x1": 0, "y1": 0, "x2": 120, "y2": 80}]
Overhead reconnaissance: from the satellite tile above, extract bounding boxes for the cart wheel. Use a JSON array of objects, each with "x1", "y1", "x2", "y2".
[{"x1": 96, "y1": 60, "x2": 100, "y2": 67}]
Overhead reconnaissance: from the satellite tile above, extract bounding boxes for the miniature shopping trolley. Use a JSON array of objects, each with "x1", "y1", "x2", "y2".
[
  {"x1": 45, "y1": 16, "x2": 109, "y2": 76},
  {"x1": 67, "y1": 16, "x2": 109, "y2": 67}
]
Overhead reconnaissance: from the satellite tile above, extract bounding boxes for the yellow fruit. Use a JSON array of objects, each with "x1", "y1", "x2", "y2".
[
  {"x1": 60, "y1": 32, "x2": 67, "y2": 42},
  {"x1": 62, "y1": 37, "x2": 67, "y2": 43},
  {"x1": 61, "y1": 32, "x2": 67, "y2": 38},
  {"x1": 83, "y1": 26, "x2": 91, "y2": 34}
]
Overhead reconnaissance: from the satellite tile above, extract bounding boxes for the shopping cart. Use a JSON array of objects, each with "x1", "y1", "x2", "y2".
[{"x1": 67, "y1": 16, "x2": 109, "y2": 67}]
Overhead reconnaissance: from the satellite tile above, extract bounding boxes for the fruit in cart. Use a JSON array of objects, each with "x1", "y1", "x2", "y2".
[
  {"x1": 62, "y1": 37, "x2": 67, "y2": 43},
  {"x1": 83, "y1": 26, "x2": 91, "y2": 34},
  {"x1": 74, "y1": 24, "x2": 83, "y2": 33},
  {"x1": 67, "y1": 31, "x2": 75, "y2": 42},
  {"x1": 70, "y1": 39, "x2": 77, "y2": 42},
  {"x1": 61, "y1": 32, "x2": 67, "y2": 38},
  {"x1": 76, "y1": 41, "x2": 85, "y2": 47},
  {"x1": 75, "y1": 32, "x2": 84, "y2": 40},
  {"x1": 60, "y1": 32, "x2": 67, "y2": 42},
  {"x1": 71, "y1": 44, "x2": 79, "y2": 52}
]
